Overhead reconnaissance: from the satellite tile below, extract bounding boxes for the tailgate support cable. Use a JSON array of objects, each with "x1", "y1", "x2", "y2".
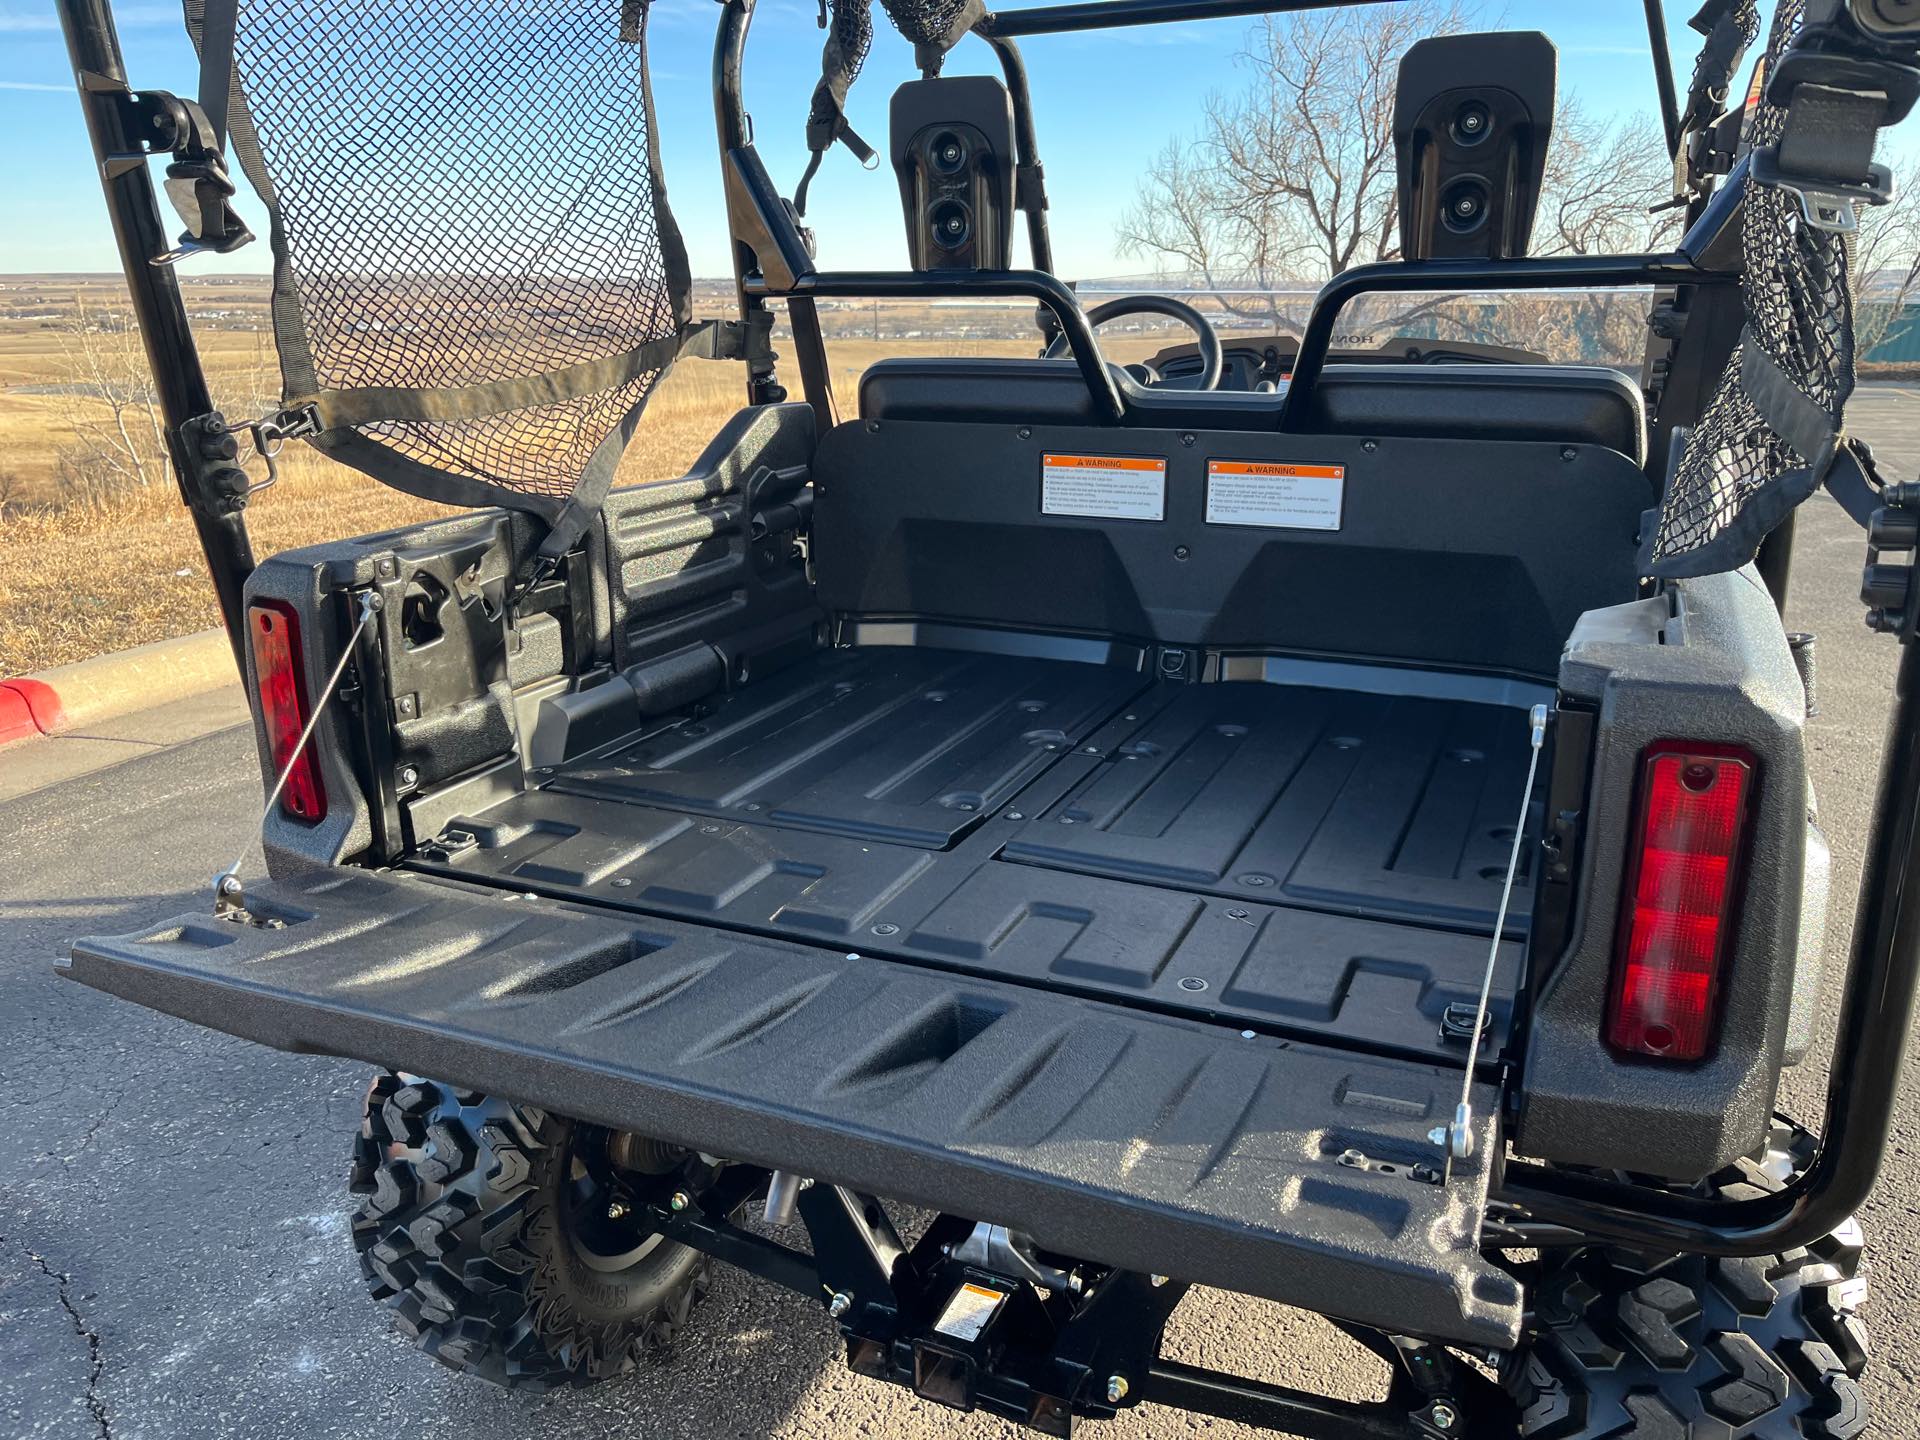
[
  {"x1": 214, "y1": 589, "x2": 382, "y2": 917},
  {"x1": 1435, "y1": 703, "x2": 1548, "y2": 1181}
]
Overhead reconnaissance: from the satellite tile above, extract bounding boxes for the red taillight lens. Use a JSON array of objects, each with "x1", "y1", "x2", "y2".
[
  {"x1": 248, "y1": 599, "x2": 326, "y2": 823},
  {"x1": 1605, "y1": 745, "x2": 1755, "y2": 1061}
]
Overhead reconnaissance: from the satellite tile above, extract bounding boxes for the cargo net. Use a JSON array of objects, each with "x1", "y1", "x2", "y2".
[
  {"x1": 879, "y1": 0, "x2": 983, "y2": 60},
  {"x1": 1641, "y1": 0, "x2": 1860, "y2": 578},
  {"x1": 185, "y1": 0, "x2": 692, "y2": 521}
]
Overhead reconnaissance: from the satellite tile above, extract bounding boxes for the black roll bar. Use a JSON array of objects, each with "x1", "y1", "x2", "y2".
[
  {"x1": 979, "y1": 33, "x2": 1057, "y2": 278},
  {"x1": 977, "y1": 0, "x2": 1405, "y2": 39},
  {"x1": 57, "y1": 0, "x2": 256, "y2": 670},
  {"x1": 1278, "y1": 250, "x2": 1726, "y2": 429},
  {"x1": 746, "y1": 269, "x2": 1128, "y2": 421},
  {"x1": 1643, "y1": 0, "x2": 1682, "y2": 159}
]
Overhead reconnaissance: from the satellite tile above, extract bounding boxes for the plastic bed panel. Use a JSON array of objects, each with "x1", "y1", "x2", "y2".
[{"x1": 66, "y1": 866, "x2": 1521, "y2": 1348}]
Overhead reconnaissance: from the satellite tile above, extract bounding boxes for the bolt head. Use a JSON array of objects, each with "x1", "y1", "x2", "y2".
[
  {"x1": 1428, "y1": 1125, "x2": 1451, "y2": 1148},
  {"x1": 1429, "y1": 1401, "x2": 1458, "y2": 1430},
  {"x1": 607, "y1": 1199, "x2": 630, "y2": 1220},
  {"x1": 829, "y1": 1291, "x2": 853, "y2": 1318},
  {"x1": 669, "y1": 1191, "x2": 690, "y2": 1212},
  {"x1": 1106, "y1": 1374, "x2": 1129, "y2": 1404},
  {"x1": 1150, "y1": 1274, "x2": 1169, "y2": 1288}
]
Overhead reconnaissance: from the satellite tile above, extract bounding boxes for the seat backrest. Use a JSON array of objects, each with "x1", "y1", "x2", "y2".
[
  {"x1": 1296, "y1": 364, "x2": 1646, "y2": 467},
  {"x1": 858, "y1": 358, "x2": 1648, "y2": 469}
]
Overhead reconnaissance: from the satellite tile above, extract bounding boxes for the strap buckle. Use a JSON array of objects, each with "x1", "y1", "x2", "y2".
[
  {"x1": 139, "y1": 91, "x2": 254, "y2": 263},
  {"x1": 1748, "y1": 146, "x2": 1894, "y2": 231},
  {"x1": 158, "y1": 152, "x2": 254, "y2": 262},
  {"x1": 80, "y1": 76, "x2": 253, "y2": 264},
  {"x1": 1753, "y1": 49, "x2": 1920, "y2": 231}
]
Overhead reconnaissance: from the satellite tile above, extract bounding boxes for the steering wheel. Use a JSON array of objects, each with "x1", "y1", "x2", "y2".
[{"x1": 1042, "y1": 295, "x2": 1225, "y2": 392}]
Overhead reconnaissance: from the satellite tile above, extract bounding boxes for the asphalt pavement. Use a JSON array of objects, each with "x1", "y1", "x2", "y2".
[{"x1": 3, "y1": 387, "x2": 1919, "y2": 1439}]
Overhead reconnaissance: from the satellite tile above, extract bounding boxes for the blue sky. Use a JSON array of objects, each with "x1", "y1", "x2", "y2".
[{"x1": 0, "y1": 1, "x2": 1765, "y2": 279}]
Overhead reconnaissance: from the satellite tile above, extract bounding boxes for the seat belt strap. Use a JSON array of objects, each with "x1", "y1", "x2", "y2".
[{"x1": 197, "y1": 0, "x2": 240, "y2": 155}]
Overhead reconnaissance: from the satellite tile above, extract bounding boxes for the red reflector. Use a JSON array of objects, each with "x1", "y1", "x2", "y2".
[
  {"x1": 1604, "y1": 746, "x2": 1754, "y2": 1061},
  {"x1": 247, "y1": 600, "x2": 326, "y2": 824}
]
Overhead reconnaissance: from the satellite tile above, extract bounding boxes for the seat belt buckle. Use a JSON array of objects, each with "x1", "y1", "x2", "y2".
[
  {"x1": 1751, "y1": 49, "x2": 1920, "y2": 231},
  {"x1": 159, "y1": 154, "x2": 256, "y2": 263},
  {"x1": 1748, "y1": 146, "x2": 1894, "y2": 232}
]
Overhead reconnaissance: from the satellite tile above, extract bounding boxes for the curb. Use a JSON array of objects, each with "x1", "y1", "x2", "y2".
[{"x1": 0, "y1": 628, "x2": 239, "y2": 748}]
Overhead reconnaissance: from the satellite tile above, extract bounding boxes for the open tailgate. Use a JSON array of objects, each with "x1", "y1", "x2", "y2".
[{"x1": 66, "y1": 867, "x2": 1520, "y2": 1346}]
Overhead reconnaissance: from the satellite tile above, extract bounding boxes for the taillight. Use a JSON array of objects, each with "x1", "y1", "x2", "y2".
[
  {"x1": 1605, "y1": 744, "x2": 1755, "y2": 1062},
  {"x1": 248, "y1": 599, "x2": 326, "y2": 823}
]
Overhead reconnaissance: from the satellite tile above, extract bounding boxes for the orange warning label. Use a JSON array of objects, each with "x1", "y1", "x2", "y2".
[
  {"x1": 1041, "y1": 452, "x2": 1166, "y2": 521},
  {"x1": 1206, "y1": 458, "x2": 1345, "y2": 530}
]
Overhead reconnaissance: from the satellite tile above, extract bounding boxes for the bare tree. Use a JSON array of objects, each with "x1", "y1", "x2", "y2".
[
  {"x1": 1534, "y1": 100, "x2": 1680, "y2": 258},
  {"x1": 1852, "y1": 157, "x2": 1920, "y2": 361},
  {"x1": 53, "y1": 292, "x2": 166, "y2": 496},
  {"x1": 1118, "y1": 5, "x2": 1684, "y2": 364},
  {"x1": 1119, "y1": 140, "x2": 1303, "y2": 325},
  {"x1": 1117, "y1": 0, "x2": 1473, "y2": 310}
]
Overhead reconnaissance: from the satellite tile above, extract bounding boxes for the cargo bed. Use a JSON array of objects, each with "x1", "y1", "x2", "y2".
[
  {"x1": 67, "y1": 643, "x2": 1543, "y2": 1345},
  {"x1": 425, "y1": 644, "x2": 1537, "y2": 1061}
]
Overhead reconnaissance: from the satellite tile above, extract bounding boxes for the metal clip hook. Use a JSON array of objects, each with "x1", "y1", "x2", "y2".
[{"x1": 226, "y1": 405, "x2": 321, "y2": 498}]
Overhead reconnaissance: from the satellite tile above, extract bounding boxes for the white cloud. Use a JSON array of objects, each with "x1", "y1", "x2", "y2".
[{"x1": 0, "y1": 80, "x2": 69, "y2": 92}]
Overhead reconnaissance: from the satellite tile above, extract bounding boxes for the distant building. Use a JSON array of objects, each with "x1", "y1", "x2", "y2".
[{"x1": 1861, "y1": 269, "x2": 1920, "y2": 364}]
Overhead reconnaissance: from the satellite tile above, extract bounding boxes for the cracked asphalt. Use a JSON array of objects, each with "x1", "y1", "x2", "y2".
[{"x1": 3, "y1": 388, "x2": 1919, "y2": 1439}]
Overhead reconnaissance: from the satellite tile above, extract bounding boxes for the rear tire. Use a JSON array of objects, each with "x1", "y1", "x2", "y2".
[
  {"x1": 1501, "y1": 1142, "x2": 1870, "y2": 1439},
  {"x1": 348, "y1": 1073, "x2": 711, "y2": 1391}
]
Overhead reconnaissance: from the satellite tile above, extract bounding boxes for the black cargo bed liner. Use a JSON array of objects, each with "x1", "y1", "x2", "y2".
[
  {"x1": 66, "y1": 867, "x2": 1521, "y2": 1347},
  {"x1": 419, "y1": 645, "x2": 1534, "y2": 1061}
]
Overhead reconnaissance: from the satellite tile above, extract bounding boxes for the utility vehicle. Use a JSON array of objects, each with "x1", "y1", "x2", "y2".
[{"x1": 53, "y1": 0, "x2": 1920, "y2": 1433}]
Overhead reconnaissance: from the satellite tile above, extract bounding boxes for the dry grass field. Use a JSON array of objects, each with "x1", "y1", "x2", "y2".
[{"x1": 1, "y1": 274, "x2": 1166, "y2": 675}]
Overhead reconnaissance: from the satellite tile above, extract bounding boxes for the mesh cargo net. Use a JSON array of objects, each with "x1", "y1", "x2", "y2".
[
  {"x1": 183, "y1": 0, "x2": 698, "y2": 526},
  {"x1": 880, "y1": 0, "x2": 984, "y2": 61},
  {"x1": 1641, "y1": 0, "x2": 1864, "y2": 577}
]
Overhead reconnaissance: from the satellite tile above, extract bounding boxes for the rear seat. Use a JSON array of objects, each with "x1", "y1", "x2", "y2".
[{"x1": 858, "y1": 356, "x2": 1647, "y2": 468}]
